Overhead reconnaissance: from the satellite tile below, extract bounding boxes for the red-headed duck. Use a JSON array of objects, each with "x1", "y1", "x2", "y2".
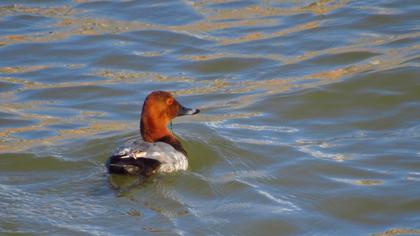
[{"x1": 106, "y1": 91, "x2": 200, "y2": 176}]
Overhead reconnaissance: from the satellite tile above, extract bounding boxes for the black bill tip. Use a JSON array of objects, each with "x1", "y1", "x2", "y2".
[{"x1": 177, "y1": 106, "x2": 200, "y2": 116}]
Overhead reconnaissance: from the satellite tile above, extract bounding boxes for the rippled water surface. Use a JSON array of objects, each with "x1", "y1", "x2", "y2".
[{"x1": 1, "y1": 0, "x2": 420, "y2": 235}]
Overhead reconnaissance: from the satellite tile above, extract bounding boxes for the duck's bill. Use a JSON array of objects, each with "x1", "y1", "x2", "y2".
[{"x1": 177, "y1": 105, "x2": 200, "y2": 116}]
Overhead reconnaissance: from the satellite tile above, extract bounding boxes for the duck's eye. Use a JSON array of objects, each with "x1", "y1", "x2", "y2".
[{"x1": 166, "y1": 98, "x2": 174, "y2": 105}]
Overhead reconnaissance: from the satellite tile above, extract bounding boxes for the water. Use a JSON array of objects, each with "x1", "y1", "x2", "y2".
[{"x1": 1, "y1": 0, "x2": 419, "y2": 235}]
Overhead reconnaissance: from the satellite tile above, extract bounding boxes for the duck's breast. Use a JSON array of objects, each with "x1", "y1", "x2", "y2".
[{"x1": 146, "y1": 142, "x2": 188, "y2": 172}]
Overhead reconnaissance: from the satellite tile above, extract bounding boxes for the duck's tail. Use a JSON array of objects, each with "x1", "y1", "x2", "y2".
[{"x1": 106, "y1": 155, "x2": 161, "y2": 176}]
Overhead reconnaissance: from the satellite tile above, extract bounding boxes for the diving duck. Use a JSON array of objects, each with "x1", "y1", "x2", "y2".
[{"x1": 106, "y1": 91, "x2": 200, "y2": 176}]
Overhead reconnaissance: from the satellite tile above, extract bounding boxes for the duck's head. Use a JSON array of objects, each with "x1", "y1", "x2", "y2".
[{"x1": 140, "y1": 91, "x2": 200, "y2": 142}]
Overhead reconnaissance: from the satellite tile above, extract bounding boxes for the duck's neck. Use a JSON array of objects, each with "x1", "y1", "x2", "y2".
[
  {"x1": 140, "y1": 115, "x2": 169, "y2": 142},
  {"x1": 140, "y1": 116, "x2": 187, "y2": 156}
]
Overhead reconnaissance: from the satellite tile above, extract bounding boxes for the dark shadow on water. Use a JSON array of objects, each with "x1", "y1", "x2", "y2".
[{"x1": 107, "y1": 172, "x2": 160, "y2": 198}]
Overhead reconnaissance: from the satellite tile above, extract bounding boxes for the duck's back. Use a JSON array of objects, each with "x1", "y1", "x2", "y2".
[{"x1": 107, "y1": 139, "x2": 188, "y2": 175}]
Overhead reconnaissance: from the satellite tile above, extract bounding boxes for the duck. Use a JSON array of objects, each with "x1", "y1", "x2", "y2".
[{"x1": 106, "y1": 91, "x2": 200, "y2": 176}]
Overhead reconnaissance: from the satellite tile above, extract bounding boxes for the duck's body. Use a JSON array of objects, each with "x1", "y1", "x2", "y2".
[
  {"x1": 107, "y1": 140, "x2": 188, "y2": 175},
  {"x1": 106, "y1": 91, "x2": 199, "y2": 176}
]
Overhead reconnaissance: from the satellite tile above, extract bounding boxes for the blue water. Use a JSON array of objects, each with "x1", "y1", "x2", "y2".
[{"x1": 0, "y1": 1, "x2": 419, "y2": 235}]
